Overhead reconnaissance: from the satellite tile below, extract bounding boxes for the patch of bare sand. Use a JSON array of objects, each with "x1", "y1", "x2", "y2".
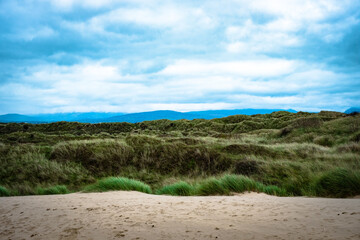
[{"x1": 1, "y1": 191, "x2": 360, "y2": 240}]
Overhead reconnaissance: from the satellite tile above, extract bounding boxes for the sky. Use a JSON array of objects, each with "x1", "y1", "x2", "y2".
[{"x1": 0, "y1": 0, "x2": 359, "y2": 114}]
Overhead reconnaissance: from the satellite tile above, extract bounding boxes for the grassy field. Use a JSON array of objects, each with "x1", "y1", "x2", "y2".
[{"x1": 0, "y1": 111, "x2": 359, "y2": 197}]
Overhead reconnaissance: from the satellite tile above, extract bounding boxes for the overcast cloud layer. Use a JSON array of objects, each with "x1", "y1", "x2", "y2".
[{"x1": 0, "y1": 0, "x2": 359, "y2": 114}]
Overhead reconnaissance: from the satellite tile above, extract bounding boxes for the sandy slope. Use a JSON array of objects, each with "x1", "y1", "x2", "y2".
[{"x1": 0, "y1": 192, "x2": 359, "y2": 240}]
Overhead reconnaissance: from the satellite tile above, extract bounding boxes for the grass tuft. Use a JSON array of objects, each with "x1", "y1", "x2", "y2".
[
  {"x1": 83, "y1": 177, "x2": 152, "y2": 194},
  {"x1": 315, "y1": 168, "x2": 360, "y2": 198},
  {"x1": 0, "y1": 186, "x2": 10, "y2": 196},
  {"x1": 156, "y1": 181, "x2": 193, "y2": 196},
  {"x1": 36, "y1": 185, "x2": 69, "y2": 195},
  {"x1": 220, "y1": 174, "x2": 257, "y2": 192},
  {"x1": 262, "y1": 185, "x2": 288, "y2": 196},
  {"x1": 195, "y1": 178, "x2": 229, "y2": 196}
]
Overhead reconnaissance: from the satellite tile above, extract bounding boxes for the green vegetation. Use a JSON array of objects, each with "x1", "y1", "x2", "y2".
[
  {"x1": 156, "y1": 175, "x2": 287, "y2": 196},
  {"x1": 156, "y1": 181, "x2": 193, "y2": 196},
  {"x1": 83, "y1": 177, "x2": 152, "y2": 194},
  {"x1": 36, "y1": 185, "x2": 69, "y2": 195},
  {"x1": 0, "y1": 111, "x2": 359, "y2": 197},
  {"x1": 0, "y1": 186, "x2": 10, "y2": 196},
  {"x1": 315, "y1": 168, "x2": 360, "y2": 198}
]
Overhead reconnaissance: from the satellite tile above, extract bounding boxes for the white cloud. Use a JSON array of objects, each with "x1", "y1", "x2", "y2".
[
  {"x1": 23, "y1": 62, "x2": 122, "y2": 83},
  {"x1": 224, "y1": 0, "x2": 358, "y2": 52},
  {"x1": 50, "y1": 0, "x2": 119, "y2": 10},
  {"x1": 95, "y1": 7, "x2": 213, "y2": 29},
  {"x1": 62, "y1": 4, "x2": 215, "y2": 37},
  {"x1": 1, "y1": 0, "x2": 359, "y2": 114},
  {"x1": 225, "y1": 20, "x2": 302, "y2": 53},
  {"x1": 2, "y1": 58, "x2": 348, "y2": 114},
  {"x1": 247, "y1": 0, "x2": 348, "y2": 21},
  {"x1": 159, "y1": 59, "x2": 297, "y2": 77}
]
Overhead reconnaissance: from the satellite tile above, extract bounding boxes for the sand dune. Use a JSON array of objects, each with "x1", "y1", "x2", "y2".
[{"x1": 1, "y1": 191, "x2": 360, "y2": 240}]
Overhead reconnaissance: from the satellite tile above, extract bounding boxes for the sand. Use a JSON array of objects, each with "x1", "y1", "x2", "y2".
[{"x1": 1, "y1": 192, "x2": 359, "y2": 240}]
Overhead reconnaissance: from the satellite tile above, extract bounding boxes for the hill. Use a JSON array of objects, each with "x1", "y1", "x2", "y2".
[
  {"x1": 0, "y1": 108, "x2": 297, "y2": 123},
  {"x1": 345, "y1": 107, "x2": 360, "y2": 114},
  {"x1": 0, "y1": 110, "x2": 359, "y2": 198}
]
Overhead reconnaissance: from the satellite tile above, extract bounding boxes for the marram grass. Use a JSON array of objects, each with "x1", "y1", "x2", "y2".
[
  {"x1": 36, "y1": 185, "x2": 69, "y2": 195},
  {"x1": 156, "y1": 181, "x2": 193, "y2": 196},
  {"x1": 0, "y1": 186, "x2": 10, "y2": 196},
  {"x1": 156, "y1": 175, "x2": 288, "y2": 196},
  {"x1": 195, "y1": 178, "x2": 230, "y2": 196},
  {"x1": 83, "y1": 177, "x2": 152, "y2": 194},
  {"x1": 315, "y1": 168, "x2": 360, "y2": 198}
]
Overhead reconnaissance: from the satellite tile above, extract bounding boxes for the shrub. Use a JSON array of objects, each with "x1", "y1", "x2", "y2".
[
  {"x1": 0, "y1": 186, "x2": 10, "y2": 196},
  {"x1": 156, "y1": 181, "x2": 194, "y2": 196},
  {"x1": 315, "y1": 168, "x2": 360, "y2": 197},
  {"x1": 37, "y1": 185, "x2": 69, "y2": 195},
  {"x1": 83, "y1": 177, "x2": 152, "y2": 194}
]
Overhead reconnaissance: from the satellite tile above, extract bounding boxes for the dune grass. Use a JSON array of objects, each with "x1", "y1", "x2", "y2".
[
  {"x1": 315, "y1": 168, "x2": 360, "y2": 197},
  {"x1": 156, "y1": 181, "x2": 193, "y2": 196},
  {"x1": 195, "y1": 178, "x2": 230, "y2": 196},
  {"x1": 36, "y1": 185, "x2": 69, "y2": 195},
  {"x1": 83, "y1": 177, "x2": 152, "y2": 194},
  {"x1": 1, "y1": 112, "x2": 359, "y2": 198},
  {"x1": 220, "y1": 174, "x2": 258, "y2": 192},
  {"x1": 156, "y1": 175, "x2": 288, "y2": 196},
  {"x1": 0, "y1": 186, "x2": 10, "y2": 196}
]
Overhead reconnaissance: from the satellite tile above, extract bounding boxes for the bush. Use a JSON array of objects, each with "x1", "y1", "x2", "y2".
[
  {"x1": 83, "y1": 177, "x2": 152, "y2": 194},
  {"x1": 0, "y1": 186, "x2": 10, "y2": 196},
  {"x1": 156, "y1": 181, "x2": 194, "y2": 196},
  {"x1": 315, "y1": 168, "x2": 360, "y2": 197},
  {"x1": 37, "y1": 185, "x2": 69, "y2": 195}
]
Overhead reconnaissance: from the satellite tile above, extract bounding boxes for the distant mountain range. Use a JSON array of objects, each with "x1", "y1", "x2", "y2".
[
  {"x1": 344, "y1": 107, "x2": 360, "y2": 114},
  {"x1": 0, "y1": 109, "x2": 298, "y2": 123},
  {"x1": 3, "y1": 107, "x2": 355, "y2": 124}
]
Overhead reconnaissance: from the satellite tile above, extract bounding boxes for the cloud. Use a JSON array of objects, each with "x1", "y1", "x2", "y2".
[
  {"x1": 0, "y1": 0, "x2": 359, "y2": 114},
  {"x1": 1, "y1": 57, "x2": 357, "y2": 114},
  {"x1": 159, "y1": 59, "x2": 297, "y2": 77}
]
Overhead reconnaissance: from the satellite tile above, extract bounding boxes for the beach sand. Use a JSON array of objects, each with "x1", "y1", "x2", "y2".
[{"x1": 1, "y1": 191, "x2": 359, "y2": 240}]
